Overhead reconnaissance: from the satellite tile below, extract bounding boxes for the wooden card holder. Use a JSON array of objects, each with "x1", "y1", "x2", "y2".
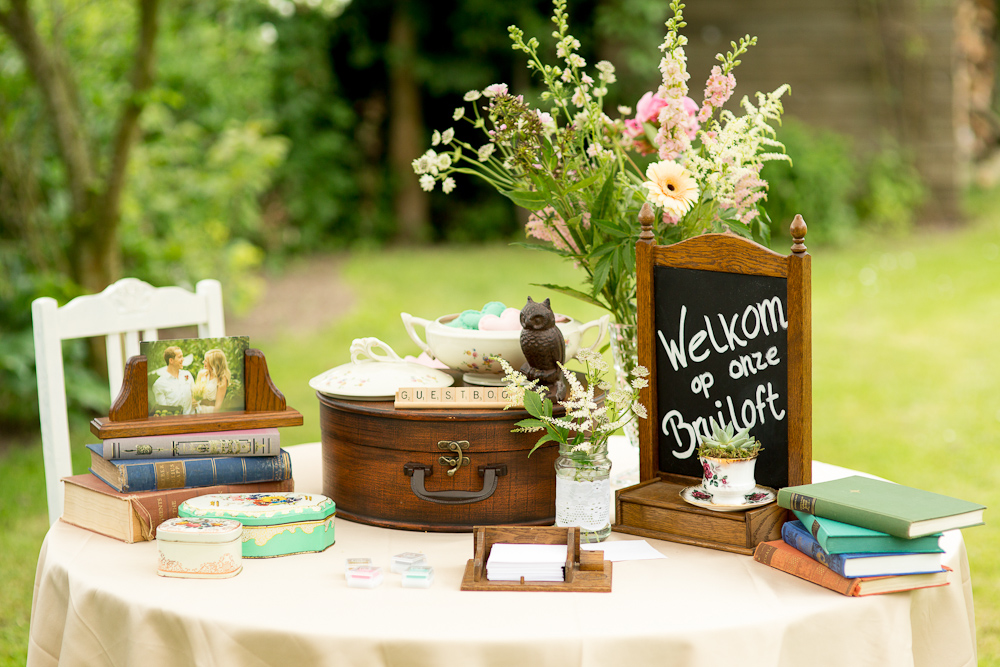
[
  {"x1": 612, "y1": 209, "x2": 811, "y2": 556},
  {"x1": 90, "y1": 349, "x2": 303, "y2": 438},
  {"x1": 460, "y1": 525, "x2": 612, "y2": 592}
]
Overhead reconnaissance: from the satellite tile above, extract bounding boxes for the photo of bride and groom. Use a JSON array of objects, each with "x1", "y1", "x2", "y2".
[{"x1": 141, "y1": 336, "x2": 249, "y2": 417}]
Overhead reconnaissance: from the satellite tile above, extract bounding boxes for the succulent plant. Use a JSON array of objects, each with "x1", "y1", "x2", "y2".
[{"x1": 697, "y1": 418, "x2": 763, "y2": 459}]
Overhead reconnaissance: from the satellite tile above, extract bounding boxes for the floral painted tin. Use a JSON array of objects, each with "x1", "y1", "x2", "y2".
[
  {"x1": 156, "y1": 517, "x2": 243, "y2": 579},
  {"x1": 178, "y1": 492, "x2": 336, "y2": 558}
]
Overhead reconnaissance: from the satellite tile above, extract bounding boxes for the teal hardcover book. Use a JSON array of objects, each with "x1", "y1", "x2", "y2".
[
  {"x1": 782, "y1": 521, "x2": 945, "y2": 578},
  {"x1": 793, "y1": 510, "x2": 943, "y2": 555}
]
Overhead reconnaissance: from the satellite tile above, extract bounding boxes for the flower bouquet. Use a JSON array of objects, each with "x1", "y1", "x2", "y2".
[
  {"x1": 413, "y1": 0, "x2": 791, "y2": 331},
  {"x1": 499, "y1": 348, "x2": 648, "y2": 540},
  {"x1": 499, "y1": 349, "x2": 648, "y2": 459}
]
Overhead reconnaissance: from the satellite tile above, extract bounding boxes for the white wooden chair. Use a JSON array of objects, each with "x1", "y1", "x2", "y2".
[{"x1": 32, "y1": 278, "x2": 226, "y2": 525}]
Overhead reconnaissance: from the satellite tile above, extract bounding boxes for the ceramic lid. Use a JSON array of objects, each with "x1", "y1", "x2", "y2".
[
  {"x1": 309, "y1": 337, "x2": 454, "y2": 400},
  {"x1": 156, "y1": 517, "x2": 243, "y2": 543},
  {"x1": 178, "y1": 492, "x2": 336, "y2": 526}
]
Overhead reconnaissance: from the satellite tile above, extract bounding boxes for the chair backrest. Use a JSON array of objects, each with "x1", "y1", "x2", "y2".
[{"x1": 32, "y1": 278, "x2": 226, "y2": 525}]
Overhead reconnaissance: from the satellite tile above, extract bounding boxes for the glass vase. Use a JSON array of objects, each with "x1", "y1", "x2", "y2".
[
  {"x1": 554, "y1": 443, "x2": 612, "y2": 542},
  {"x1": 608, "y1": 322, "x2": 640, "y2": 450}
]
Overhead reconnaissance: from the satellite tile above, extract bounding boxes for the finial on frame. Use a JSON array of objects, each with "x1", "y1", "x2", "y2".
[
  {"x1": 638, "y1": 202, "x2": 655, "y2": 242},
  {"x1": 790, "y1": 214, "x2": 807, "y2": 254}
]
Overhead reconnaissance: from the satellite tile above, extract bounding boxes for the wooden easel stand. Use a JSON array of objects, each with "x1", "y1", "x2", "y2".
[{"x1": 90, "y1": 349, "x2": 303, "y2": 438}]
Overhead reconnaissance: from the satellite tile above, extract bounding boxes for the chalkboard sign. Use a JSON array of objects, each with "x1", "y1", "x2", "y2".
[
  {"x1": 633, "y1": 212, "x2": 812, "y2": 492},
  {"x1": 654, "y1": 266, "x2": 789, "y2": 489},
  {"x1": 612, "y1": 208, "x2": 811, "y2": 554}
]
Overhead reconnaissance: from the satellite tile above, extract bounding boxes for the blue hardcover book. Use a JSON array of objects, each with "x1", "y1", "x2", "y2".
[
  {"x1": 792, "y1": 510, "x2": 944, "y2": 555},
  {"x1": 781, "y1": 520, "x2": 945, "y2": 578},
  {"x1": 87, "y1": 444, "x2": 292, "y2": 493}
]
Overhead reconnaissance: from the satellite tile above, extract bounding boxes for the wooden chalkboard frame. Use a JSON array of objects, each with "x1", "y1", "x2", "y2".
[
  {"x1": 613, "y1": 207, "x2": 811, "y2": 555},
  {"x1": 90, "y1": 349, "x2": 303, "y2": 438}
]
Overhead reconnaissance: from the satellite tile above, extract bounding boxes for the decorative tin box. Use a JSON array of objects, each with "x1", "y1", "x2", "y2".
[
  {"x1": 156, "y1": 517, "x2": 243, "y2": 579},
  {"x1": 178, "y1": 492, "x2": 336, "y2": 558}
]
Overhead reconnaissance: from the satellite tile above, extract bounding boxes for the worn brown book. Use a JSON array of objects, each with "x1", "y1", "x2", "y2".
[
  {"x1": 61, "y1": 473, "x2": 295, "y2": 543},
  {"x1": 753, "y1": 539, "x2": 950, "y2": 597}
]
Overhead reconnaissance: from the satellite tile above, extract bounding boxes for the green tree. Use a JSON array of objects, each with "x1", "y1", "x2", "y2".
[
  {"x1": 0, "y1": 0, "x2": 159, "y2": 295},
  {"x1": 0, "y1": 0, "x2": 288, "y2": 426}
]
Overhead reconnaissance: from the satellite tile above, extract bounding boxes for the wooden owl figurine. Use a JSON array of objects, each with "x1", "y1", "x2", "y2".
[{"x1": 519, "y1": 297, "x2": 568, "y2": 401}]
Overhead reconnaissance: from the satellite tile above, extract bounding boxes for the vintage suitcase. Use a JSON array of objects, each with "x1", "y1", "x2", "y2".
[{"x1": 318, "y1": 389, "x2": 561, "y2": 532}]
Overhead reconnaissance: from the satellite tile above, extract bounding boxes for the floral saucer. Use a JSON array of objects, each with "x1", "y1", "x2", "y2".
[{"x1": 679, "y1": 485, "x2": 777, "y2": 512}]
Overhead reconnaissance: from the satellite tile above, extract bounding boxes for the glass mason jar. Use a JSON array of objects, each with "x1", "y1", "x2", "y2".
[
  {"x1": 554, "y1": 443, "x2": 612, "y2": 542},
  {"x1": 608, "y1": 322, "x2": 640, "y2": 450}
]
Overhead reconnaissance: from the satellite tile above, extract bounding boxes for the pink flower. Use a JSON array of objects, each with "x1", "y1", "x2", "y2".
[
  {"x1": 654, "y1": 96, "x2": 700, "y2": 160},
  {"x1": 526, "y1": 207, "x2": 589, "y2": 253},
  {"x1": 624, "y1": 92, "x2": 668, "y2": 139},
  {"x1": 698, "y1": 66, "x2": 736, "y2": 122},
  {"x1": 484, "y1": 83, "x2": 509, "y2": 98},
  {"x1": 636, "y1": 91, "x2": 668, "y2": 124},
  {"x1": 681, "y1": 96, "x2": 700, "y2": 139}
]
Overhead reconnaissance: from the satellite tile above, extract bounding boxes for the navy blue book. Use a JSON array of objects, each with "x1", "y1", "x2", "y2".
[
  {"x1": 86, "y1": 444, "x2": 292, "y2": 493},
  {"x1": 781, "y1": 520, "x2": 945, "y2": 578}
]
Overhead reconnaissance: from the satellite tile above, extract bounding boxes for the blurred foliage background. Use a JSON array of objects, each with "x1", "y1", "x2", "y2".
[{"x1": 0, "y1": 0, "x2": 936, "y2": 432}]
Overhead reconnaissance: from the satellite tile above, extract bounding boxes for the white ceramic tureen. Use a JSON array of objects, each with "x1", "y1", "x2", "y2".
[
  {"x1": 309, "y1": 338, "x2": 454, "y2": 400},
  {"x1": 400, "y1": 312, "x2": 609, "y2": 386}
]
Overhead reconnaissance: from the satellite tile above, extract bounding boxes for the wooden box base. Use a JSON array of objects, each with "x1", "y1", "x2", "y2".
[{"x1": 612, "y1": 476, "x2": 787, "y2": 555}]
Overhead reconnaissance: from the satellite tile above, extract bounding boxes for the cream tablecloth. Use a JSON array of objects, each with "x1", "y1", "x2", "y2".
[{"x1": 27, "y1": 443, "x2": 977, "y2": 667}]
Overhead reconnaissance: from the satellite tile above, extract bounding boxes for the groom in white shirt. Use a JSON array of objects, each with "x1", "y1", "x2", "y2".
[{"x1": 151, "y1": 345, "x2": 194, "y2": 415}]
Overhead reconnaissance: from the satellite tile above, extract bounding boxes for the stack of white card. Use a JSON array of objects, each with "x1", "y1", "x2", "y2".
[{"x1": 486, "y1": 543, "x2": 568, "y2": 582}]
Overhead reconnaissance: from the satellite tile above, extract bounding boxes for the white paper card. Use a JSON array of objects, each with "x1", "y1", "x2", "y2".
[
  {"x1": 487, "y1": 543, "x2": 568, "y2": 565},
  {"x1": 580, "y1": 540, "x2": 666, "y2": 562}
]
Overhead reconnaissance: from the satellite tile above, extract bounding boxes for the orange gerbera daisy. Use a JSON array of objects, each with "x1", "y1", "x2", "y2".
[{"x1": 643, "y1": 161, "x2": 699, "y2": 216}]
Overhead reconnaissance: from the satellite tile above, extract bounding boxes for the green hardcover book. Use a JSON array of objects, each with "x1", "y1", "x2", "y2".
[
  {"x1": 777, "y1": 476, "x2": 985, "y2": 539},
  {"x1": 792, "y1": 511, "x2": 943, "y2": 555}
]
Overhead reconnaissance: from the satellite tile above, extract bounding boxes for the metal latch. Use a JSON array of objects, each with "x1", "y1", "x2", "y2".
[{"x1": 437, "y1": 440, "x2": 470, "y2": 476}]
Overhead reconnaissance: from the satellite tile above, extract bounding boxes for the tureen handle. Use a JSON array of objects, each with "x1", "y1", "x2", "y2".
[
  {"x1": 575, "y1": 314, "x2": 610, "y2": 354},
  {"x1": 349, "y1": 337, "x2": 405, "y2": 364},
  {"x1": 400, "y1": 312, "x2": 433, "y2": 356}
]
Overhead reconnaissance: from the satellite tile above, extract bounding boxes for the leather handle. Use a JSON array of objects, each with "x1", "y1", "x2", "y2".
[{"x1": 403, "y1": 463, "x2": 508, "y2": 505}]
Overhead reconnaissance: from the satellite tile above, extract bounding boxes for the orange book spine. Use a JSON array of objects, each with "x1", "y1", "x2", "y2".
[{"x1": 753, "y1": 540, "x2": 861, "y2": 596}]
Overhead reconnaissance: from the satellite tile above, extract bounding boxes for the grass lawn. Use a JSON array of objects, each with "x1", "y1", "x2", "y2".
[{"x1": 2, "y1": 201, "x2": 999, "y2": 665}]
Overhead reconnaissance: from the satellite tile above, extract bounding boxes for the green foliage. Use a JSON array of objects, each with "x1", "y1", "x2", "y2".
[
  {"x1": 855, "y1": 140, "x2": 926, "y2": 234},
  {"x1": 762, "y1": 119, "x2": 926, "y2": 244},
  {"x1": 0, "y1": 0, "x2": 288, "y2": 428},
  {"x1": 761, "y1": 119, "x2": 861, "y2": 245},
  {"x1": 264, "y1": 6, "x2": 369, "y2": 250}
]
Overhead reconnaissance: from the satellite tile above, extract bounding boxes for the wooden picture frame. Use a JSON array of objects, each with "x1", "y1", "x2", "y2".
[
  {"x1": 90, "y1": 349, "x2": 303, "y2": 439},
  {"x1": 613, "y1": 207, "x2": 812, "y2": 555}
]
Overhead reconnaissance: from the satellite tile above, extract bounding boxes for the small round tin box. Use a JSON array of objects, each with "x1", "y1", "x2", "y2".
[
  {"x1": 156, "y1": 517, "x2": 243, "y2": 579},
  {"x1": 178, "y1": 492, "x2": 336, "y2": 558}
]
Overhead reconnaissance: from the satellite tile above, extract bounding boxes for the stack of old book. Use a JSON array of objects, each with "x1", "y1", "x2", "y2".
[
  {"x1": 61, "y1": 428, "x2": 293, "y2": 543},
  {"x1": 754, "y1": 475, "x2": 985, "y2": 597}
]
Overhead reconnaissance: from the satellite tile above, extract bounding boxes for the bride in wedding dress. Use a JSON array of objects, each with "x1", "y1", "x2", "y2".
[{"x1": 194, "y1": 348, "x2": 231, "y2": 414}]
